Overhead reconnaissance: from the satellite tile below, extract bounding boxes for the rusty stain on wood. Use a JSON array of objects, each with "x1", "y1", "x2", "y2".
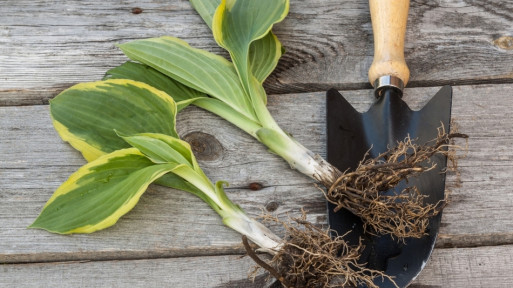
[
  {"x1": 131, "y1": 7, "x2": 143, "y2": 14},
  {"x1": 248, "y1": 182, "x2": 264, "y2": 191}
]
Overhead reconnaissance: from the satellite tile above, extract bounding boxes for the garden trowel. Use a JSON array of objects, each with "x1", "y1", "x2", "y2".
[{"x1": 326, "y1": 0, "x2": 452, "y2": 287}]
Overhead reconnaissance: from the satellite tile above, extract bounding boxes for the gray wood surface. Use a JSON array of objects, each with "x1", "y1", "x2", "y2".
[
  {"x1": 1, "y1": 0, "x2": 513, "y2": 287},
  {"x1": 2, "y1": 84, "x2": 513, "y2": 286},
  {"x1": 1, "y1": 0, "x2": 512, "y2": 106},
  {"x1": 2, "y1": 245, "x2": 513, "y2": 288}
]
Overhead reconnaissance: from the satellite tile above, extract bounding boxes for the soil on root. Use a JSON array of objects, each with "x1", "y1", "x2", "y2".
[
  {"x1": 243, "y1": 214, "x2": 396, "y2": 288},
  {"x1": 326, "y1": 126, "x2": 468, "y2": 239}
]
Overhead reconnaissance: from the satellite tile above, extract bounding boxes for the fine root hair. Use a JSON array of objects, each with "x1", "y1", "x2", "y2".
[
  {"x1": 326, "y1": 126, "x2": 468, "y2": 239},
  {"x1": 243, "y1": 213, "x2": 396, "y2": 288}
]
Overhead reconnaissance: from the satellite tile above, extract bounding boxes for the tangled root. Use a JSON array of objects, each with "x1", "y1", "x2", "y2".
[
  {"x1": 243, "y1": 213, "x2": 396, "y2": 288},
  {"x1": 327, "y1": 126, "x2": 468, "y2": 238}
]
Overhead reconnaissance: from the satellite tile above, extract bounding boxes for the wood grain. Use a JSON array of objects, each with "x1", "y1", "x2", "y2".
[
  {"x1": 411, "y1": 245, "x2": 513, "y2": 288},
  {"x1": 2, "y1": 0, "x2": 513, "y2": 286},
  {"x1": 0, "y1": 254, "x2": 271, "y2": 288},
  {"x1": 1, "y1": 245, "x2": 513, "y2": 288},
  {"x1": 2, "y1": 84, "x2": 513, "y2": 264},
  {"x1": 1, "y1": 0, "x2": 513, "y2": 105},
  {"x1": 0, "y1": 104, "x2": 326, "y2": 264}
]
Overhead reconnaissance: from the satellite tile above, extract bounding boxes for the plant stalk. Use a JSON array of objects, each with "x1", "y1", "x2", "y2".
[
  {"x1": 162, "y1": 168, "x2": 284, "y2": 253},
  {"x1": 221, "y1": 208, "x2": 283, "y2": 254},
  {"x1": 256, "y1": 126, "x2": 341, "y2": 187}
]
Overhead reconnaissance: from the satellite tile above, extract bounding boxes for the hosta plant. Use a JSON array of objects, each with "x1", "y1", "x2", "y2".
[
  {"x1": 32, "y1": 79, "x2": 393, "y2": 287},
  {"x1": 103, "y1": 0, "x2": 456, "y2": 238}
]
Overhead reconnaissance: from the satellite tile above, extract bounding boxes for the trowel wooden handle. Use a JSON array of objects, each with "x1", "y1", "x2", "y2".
[{"x1": 368, "y1": 0, "x2": 410, "y2": 89}]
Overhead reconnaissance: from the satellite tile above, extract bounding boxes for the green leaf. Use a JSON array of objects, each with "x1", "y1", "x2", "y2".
[
  {"x1": 249, "y1": 32, "x2": 284, "y2": 85},
  {"x1": 193, "y1": 97, "x2": 262, "y2": 137},
  {"x1": 212, "y1": 0, "x2": 288, "y2": 101},
  {"x1": 155, "y1": 174, "x2": 205, "y2": 200},
  {"x1": 121, "y1": 133, "x2": 217, "y2": 209},
  {"x1": 214, "y1": 181, "x2": 234, "y2": 211},
  {"x1": 50, "y1": 79, "x2": 178, "y2": 162},
  {"x1": 104, "y1": 61, "x2": 205, "y2": 111},
  {"x1": 121, "y1": 134, "x2": 192, "y2": 166},
  {"x1": 118, "y1": 37, "x2": 258, "y2": 122},
  {"x1": 190, "y1": 0, "x2": 283, "y2": 85},
  {"x1": 120, "y1": 133, "x2": 228, "y2": 212},
  {"x1": 190, "y1": 0, "x2": 221, "y2": 29},
  {"x1": 104, "y1": 61, "x2": 262, "y2": 136},
  {"x1": 121, "y1": 133, "x2": 197, "y2": 170},
  {"x1": 30, "y1": 148, "x2": 178, "y2": 234}
]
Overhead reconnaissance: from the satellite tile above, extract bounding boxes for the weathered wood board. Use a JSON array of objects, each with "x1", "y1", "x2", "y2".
[
  {"x1": 1, "y1": 0, "x2": 513, "y2": 106},
  {"x1": 2, "y1": 245, "x2": 513, "y2": 288},
  {"x1": 2, "y1": 84, "x2": 513, "y2": 285},
  {"x1": 2, "y1": 0, "x2": 513, "y2": 286}
]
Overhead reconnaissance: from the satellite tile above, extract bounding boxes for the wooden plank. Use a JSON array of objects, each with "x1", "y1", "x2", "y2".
[
  {"x1": 2, "y1": 84, "x2": 513, "y2": 264},
  {"x1": 1, "y1": 245, "x2": 513, "y2": 288},
  {"x1": 411, "y1": 245, "x2": 513, "y2": 288},
  {"x1": 0, "y1": 105, "x2": 326, "y2": 263},
  {"x1": 0, "y1": 255, "x2": 271, "y2": 288},
  {"x1": 1, "y1": 0, "x2": 513, "y2": 105}
]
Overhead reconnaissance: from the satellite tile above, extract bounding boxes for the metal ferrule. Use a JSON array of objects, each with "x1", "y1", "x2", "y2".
[{"x1": 373, "y1": 75, "x2": 405, "y2": 97}]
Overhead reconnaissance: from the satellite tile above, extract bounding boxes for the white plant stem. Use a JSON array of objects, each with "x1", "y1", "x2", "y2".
[
  {"x1": 256, "y1": 127, "x2": 340, "y2": 188},
  {"x1": 222, "y1": 208, "x2": 283, "y2": 254},
  {"x1": 189, "y1": 174, "x2": 284, "y2": 254}
]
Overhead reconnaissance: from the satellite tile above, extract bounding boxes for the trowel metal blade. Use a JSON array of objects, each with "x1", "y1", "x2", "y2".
[{"x1": 326, "y1": 86, "x2": 452, "y2": 287}]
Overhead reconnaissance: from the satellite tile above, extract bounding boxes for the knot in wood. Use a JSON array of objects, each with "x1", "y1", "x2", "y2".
[
  {"x1": 183, "y1": 131, "x2": 223, "y2": 161},
  {"x1": 493, "y1": 36, "x2": 513, "y2": 50},
  {"x1": 265, "y1": 201, "x2": 280, "y2": 212}
]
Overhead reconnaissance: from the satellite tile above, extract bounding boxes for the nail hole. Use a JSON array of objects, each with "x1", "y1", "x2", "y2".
[
  {"x1": 248, "y1": 182, "x2": 263, "y2": 191},
  {"x1": 131, "y1": 7, "x2": 143, "y2": 14}
]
